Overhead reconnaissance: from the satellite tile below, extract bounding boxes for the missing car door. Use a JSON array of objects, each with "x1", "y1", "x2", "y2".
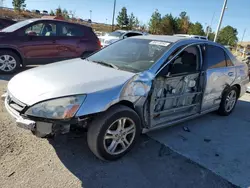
[{"x1": 149, "y1": 45, "x2": 204, "y2": 127}]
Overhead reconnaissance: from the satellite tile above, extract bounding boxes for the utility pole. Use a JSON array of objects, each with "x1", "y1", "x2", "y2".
[
  {"x1": 111, "y1": 0, "x2": 116, "y2": 31},
  {"x1": 214, "y1": 0, "x2": 228, "y2": 42}
]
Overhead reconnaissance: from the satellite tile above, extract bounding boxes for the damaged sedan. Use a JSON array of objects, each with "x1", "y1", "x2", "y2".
[{"x1": 2, "y1": 35, "x2": 249, "y2": 161}]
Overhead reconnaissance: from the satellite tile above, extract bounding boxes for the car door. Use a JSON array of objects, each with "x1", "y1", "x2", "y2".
[
  {"x1": 201, "y1": 45, "x2": 236, "y2": 111},
  {"x1": 56, "y1": 23, "x2": 86, "y2": 60},
  {"x1": 149, "y1": 44, "x2": 204, "y2": 127},
  {"x1": 17, "y1": 20, "x2": 59, "y2": 64}
]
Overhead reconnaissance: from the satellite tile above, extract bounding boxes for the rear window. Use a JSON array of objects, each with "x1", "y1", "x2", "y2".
[{"x1": 60, "y1": 23, "x2": 84, "y2": 37}]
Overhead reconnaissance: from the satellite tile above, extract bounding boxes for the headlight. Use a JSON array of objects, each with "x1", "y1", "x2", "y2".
[{"x1": 25, "y1": 95, "x2": 86, "y2": 119}]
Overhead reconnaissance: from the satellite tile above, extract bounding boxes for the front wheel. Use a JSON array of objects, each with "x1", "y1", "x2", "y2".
[
  {"x1": 87, "y1": 105, "x2": 141, "y2": 161},
  {"x1": 0, "y1": 50, "x2": 20, "y2": 74},
  {"x1": 218, "y1": 86, "x2": 238, "y2": 116}
]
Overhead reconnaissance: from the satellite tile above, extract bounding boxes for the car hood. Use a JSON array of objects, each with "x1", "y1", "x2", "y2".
[{"x1": 7, "y1": 58, "x2": 135, "y2": 106}]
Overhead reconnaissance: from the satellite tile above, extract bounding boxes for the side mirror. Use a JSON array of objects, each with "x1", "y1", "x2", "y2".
[{"x1": 27, "y1": 31, "x2": 37, "y2": 36}]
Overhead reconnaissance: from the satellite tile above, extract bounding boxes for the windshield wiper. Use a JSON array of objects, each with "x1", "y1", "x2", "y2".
[{"x1": 91, "y1": 60, "x2": 119, "y2": 70}]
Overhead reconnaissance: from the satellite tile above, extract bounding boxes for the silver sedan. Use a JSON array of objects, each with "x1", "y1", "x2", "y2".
[{"x1": 2, "y1": 35, "x2": 249, "y2": 161}]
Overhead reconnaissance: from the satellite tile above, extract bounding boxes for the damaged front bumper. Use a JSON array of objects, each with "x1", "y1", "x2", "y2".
[{"x1": 2, "y1": 93, "x2": 73, "y2": 137}]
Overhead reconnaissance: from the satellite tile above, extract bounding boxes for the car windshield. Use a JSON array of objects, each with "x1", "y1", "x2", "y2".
[
  {"x1": 108, "y1": 31, "x2": 125, "y2": 37},
  {"x1": 87, "y1": 38, "x2": 171, "y2": 73},
  {"x1": 1, "y1": 19, "x2": 35, "y2": 32}
]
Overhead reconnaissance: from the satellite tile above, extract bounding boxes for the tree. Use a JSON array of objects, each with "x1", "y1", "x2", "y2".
[
  {"x1": 56, "y1": 7, "x2": 62, "y2": 17},
  {"x1": 208, "y1": 32, "x2": 215, "y2": 41},
  {"x1": 116, "y1": 7, "x2": 129, "y2": 28},
  {"x1": 176, "y1": 11, "x2": 190, "y2": 34},
  {"x1": 62, "y1": 9, "x2": 69, "y2": 19},
  {"x1": 12, "y1": 0, "x2": 26, "y2": 12},
  {"x1": 128, "y1": 13, "x2": 136, "y2": 30},
  {"x1": 148, "y1": 9, "x2": 162, "y2": 34},
  {"x1": 49, "y1": 10, "x2": 55, "y2": 16},
  {"x1": 188, "y1": 22, "x2": 205, "y2": 36},
  {"x1": 160, "y1": 14, "x2": 178, "y2": 35},
  {"x1": 134, "y1": 17, "x2": 139, "y2": 29},
  {"x1": 217, "y1": 26, "x2": 238, "y2": 46}
]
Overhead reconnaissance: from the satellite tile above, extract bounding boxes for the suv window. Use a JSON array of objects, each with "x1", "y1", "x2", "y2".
[
  {"x1": 170, "y1": 46, "x2": 200, "y2": 75},
  {"x1": 205, "y1": 45, "x2": 227, "y2": 69},
  {"x1": 25, "y1": 22, "x2": 57, "y2": 36},
  {"x1": 60, "y1": 24, "x2": 83, "y2": 37}
]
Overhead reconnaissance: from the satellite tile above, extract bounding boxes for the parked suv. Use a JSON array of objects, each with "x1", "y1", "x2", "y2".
[
  {"x1": 0, "y1": 18, "x2": 16, "y2": 30},
  {"x1": 0, "y1": 18, "x2": 101, "y2": 73}
]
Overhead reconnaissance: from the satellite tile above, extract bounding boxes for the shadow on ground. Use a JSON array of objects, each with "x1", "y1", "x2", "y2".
[
  {"x1": 148, "y1": 98, "x2": 250, "y2": 188},
  {"x1": 49, "y1": 133, "x2": 236, "y2": 188}
]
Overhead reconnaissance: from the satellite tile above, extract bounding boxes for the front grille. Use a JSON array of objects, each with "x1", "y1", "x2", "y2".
[{"x1": 7, "y1": 94, "x2": 26, "y2": 113}]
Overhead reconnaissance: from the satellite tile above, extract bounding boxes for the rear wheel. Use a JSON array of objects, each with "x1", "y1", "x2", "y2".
[
  {"x1": 218, "y1": 86, "x2": 238, "y2": 116},
  {"x1": 0, "y1": 50, "x2": 20, "y2": 74},
  {"x1": 87, "y1": 105, "x2": 141, "y2": 161}
]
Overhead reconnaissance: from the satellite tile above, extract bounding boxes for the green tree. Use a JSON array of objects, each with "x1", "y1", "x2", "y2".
[
  {"x1": 148, "y1": 9, "x2": 162, "y2": 34},
  {"x1": 62, "y1": 9, "x2": 69, "y2": 19},
  {"x1": 208, "y1": 32, "x2": 215, "y2": 41},
  {"x1": 128, "y1": 13, "x2": 136, "y2": 30},
  {"x1": 217, "y1": 26, "x2": 238, "y2": 46},
  {"x1": 49, "y1": 10, "x2": 55, "y2": 16},
  {"x1": 56, "y1": 6, "x2": 62, "y2": 16},
  {"x1": 160, "y1": 14, "x2": 178, "y2": 35},
  {"x1": 12, "y1": 0, "x2": 26, "y2": 12},
  {"x1": 176, "y1": 11, "x2": 190, "y2": 34},
  {"x1": 188, "y1": 22, "x2": 205, "y2": 35},
  {"x1": 116, "y1": 7, "x2": 129, "y2": 28},
  {"x1": 134, "y1": 17, "x2": 139, "y2": 29}
]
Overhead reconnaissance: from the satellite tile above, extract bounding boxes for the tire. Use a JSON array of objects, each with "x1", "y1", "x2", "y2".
[
  {"x1": 218, "y1": 86, "x2": 239, "y2": 116},
  {"x1": 0, "y1": 50, "x2": 21, "y2": 74},
  {"x1": 87, "y1": 105, "x2": 141, "y2": 161}
]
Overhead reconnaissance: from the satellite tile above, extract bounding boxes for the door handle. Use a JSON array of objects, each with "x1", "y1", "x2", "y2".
[
  {"x1": 228, "y1": 72, "x2": 234, "y2": 77},
  {"x1": 52, "y1": 40, "x2": 56, "y2": 44}
]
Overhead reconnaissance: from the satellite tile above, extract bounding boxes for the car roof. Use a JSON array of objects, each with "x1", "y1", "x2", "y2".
[
  {"x1": 25, "y1": 18, "x2": 91, "y2": 28},
  {"x1": 132, "y1": 35, "x2": 188, "y2": 43}
]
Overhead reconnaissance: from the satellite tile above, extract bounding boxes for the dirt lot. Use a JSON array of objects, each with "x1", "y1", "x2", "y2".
[{"x1": 0, "y1": 75, "x2": 238, "y2": 188}]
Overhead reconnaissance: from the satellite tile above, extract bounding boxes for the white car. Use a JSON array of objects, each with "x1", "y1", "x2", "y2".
[
  {"x1": 98, "y1": 30, "x2": 146, "y2": 47},
  {"x1": 174, "y1": 34, "x2": 208, "y2": 40}
]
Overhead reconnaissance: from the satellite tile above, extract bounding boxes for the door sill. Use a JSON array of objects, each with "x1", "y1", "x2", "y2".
[{"x1": 142, "y1": 106, "x2": 219, "y2": 134}]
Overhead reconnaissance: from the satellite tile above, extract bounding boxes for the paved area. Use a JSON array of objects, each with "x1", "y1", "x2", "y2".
[
  {"x1": 148, "y1": 94, "x2": 250, "y2": 188},
  {"x1": 0, "y1": 71, "x2": 237, "y2": 188}
]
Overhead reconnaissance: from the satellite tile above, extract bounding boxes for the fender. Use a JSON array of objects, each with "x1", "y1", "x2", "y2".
[{"x1": 0, "y1": 45, "x2": 25, "y2": 65}]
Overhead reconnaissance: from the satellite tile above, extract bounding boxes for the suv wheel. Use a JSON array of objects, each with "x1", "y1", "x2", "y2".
[
  {"x1": 0, "y1": 50, "x2": 20, "y2": 74},
  {"x1": 87, "y1": 105, "x2": 141, "y2": 161}
]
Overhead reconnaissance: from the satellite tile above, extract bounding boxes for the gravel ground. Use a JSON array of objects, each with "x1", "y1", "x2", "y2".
[{"x1": 0, "y1": 77, "x2": 237, "y2": 188}]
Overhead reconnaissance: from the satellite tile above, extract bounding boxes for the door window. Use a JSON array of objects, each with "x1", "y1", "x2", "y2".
[
  {"x1": 60, "y1": 24, "x2": 84, "y2": 37},
  {"x1": 205, "y1": 45, "x2": 227, "y2": 69},
  {"x1": 169, "y1": 46, "x2": 200, "y2": 75},
  {"x1": 225, "y1": 53, "x2": 234, "y2": 66},
  {"x1": 25, "y1": 22, "x2": 57, "y2": 36},
  {"x1": 123, "y1": 32, "x2": 142, "y2": 39}
]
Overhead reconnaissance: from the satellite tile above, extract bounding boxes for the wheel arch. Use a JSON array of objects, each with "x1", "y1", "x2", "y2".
[
  {"x1": 0, "y1": 47, "x2": 24, "y2": 66},
  {"x1": 232, "y1": 84, "x2": 241, "y2": 97}
]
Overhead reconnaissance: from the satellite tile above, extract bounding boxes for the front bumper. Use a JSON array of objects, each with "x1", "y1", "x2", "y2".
[{"x1": 3, "y1": 93, "x2": 36, "y2": 131}]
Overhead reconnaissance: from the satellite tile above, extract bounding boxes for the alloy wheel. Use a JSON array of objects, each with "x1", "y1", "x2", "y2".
[
  {"x1": 103, "y1": 117, "x2": 136, "y2": 155},
  {"x1": 0, "y1": 55, "x2": 17, "y2": 72},
  {"x1": 225, "y1": 90, "x2": 237, "y2": 112}
]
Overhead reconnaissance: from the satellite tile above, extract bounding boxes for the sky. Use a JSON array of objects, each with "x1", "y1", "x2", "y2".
[{"x1": 4, "y1": 0, "x2": 250, "y2": 41}]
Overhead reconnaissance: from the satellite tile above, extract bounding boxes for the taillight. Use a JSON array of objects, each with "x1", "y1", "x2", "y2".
[{"x1": 97, "y1": 40, "x2": 102, "y2": 49}]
